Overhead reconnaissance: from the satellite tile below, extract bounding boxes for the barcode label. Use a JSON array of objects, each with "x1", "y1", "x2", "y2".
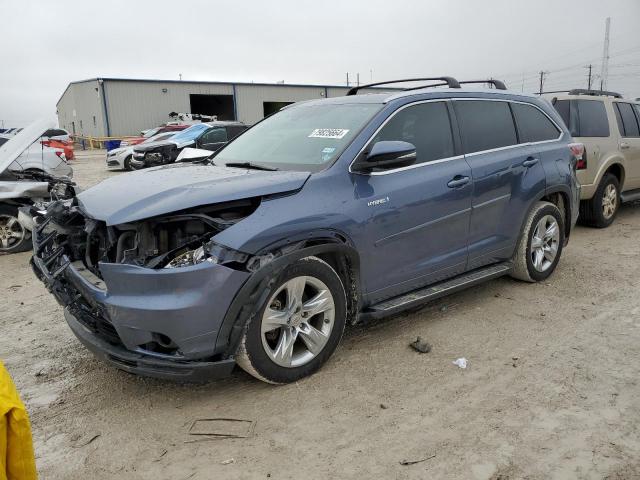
[{"x1": 308, "y1": 128, "x2": 349, "y2": 139}]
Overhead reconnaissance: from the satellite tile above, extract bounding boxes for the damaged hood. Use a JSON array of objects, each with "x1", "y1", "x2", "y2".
[
  {"x1": 0, "y1": 119, "x2": 56, "y2": 175},
  {"x1": 0, "y1": 181, "x2": 49, "y2": 200},
  {"x1": 77, "y1": 162, "x2": 311, "y2": 225}
]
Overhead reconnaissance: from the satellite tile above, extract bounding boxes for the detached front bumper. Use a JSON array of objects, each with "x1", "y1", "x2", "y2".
[{"x1": 31, "y1": 223, "x2": 250, "y2": 381}]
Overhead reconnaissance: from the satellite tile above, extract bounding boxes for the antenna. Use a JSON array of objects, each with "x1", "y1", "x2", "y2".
[{"x1": 600, "y1": 17, "x2": 611, "y2": 90}]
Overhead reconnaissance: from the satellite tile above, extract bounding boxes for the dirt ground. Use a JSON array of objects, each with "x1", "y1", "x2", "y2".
[{"x1": 1, "y1": 150, "x2": 639, "y2": 479}]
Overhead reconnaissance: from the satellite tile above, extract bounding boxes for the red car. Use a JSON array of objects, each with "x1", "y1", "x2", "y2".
[
  {"x1": 41, "y1": 138, "x2": 74, "y2": 161},
  {"x1": 119, "y1": 125, "x2": 189, "y2": 147}
]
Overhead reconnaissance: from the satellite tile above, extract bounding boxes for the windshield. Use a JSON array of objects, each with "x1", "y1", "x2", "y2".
[
  {"x1": 170, "y1": 123, "x2": 210, "y2": 144},
  {"x1": 142, "y1": 127, "x2": 161, "y2": 138},
  {"x1": 214, "y1": 103, "x2": 382, "y2": 172}
]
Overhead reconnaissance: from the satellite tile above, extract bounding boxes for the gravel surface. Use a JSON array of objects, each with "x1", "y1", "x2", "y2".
[{"x1": 1, "y1": 152, "x2": 639, "y2": 479}]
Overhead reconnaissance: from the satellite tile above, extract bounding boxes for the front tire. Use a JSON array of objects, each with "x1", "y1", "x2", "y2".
[
  {"x1": 579, "y1": 173, "x2": 620, "y2": 228},
  {"x1": 510, "y1": 201, "x2": 565, "y2": 282},
  {"x1": 123, "y1": 155, "x2": 133, "y2": 171},
  {"x1": 236, "y1": 256, "x2": 347, "y2": 384},
  {"x1": 0, "y1": 205, "x2": 32, "y2": 254}
]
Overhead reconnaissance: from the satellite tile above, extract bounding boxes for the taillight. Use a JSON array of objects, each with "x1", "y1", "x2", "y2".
[
  {"x1": 569, "y1": 143, "x2": 587, "y2": 170},
  {"x1": 55, "y1": 150, "x2": 66, "y2": 161}
]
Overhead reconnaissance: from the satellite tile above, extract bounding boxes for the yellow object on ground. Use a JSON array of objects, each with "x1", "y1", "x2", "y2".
[{"x1": 0, "y1": 361, "x2": 37, "y2": 480}]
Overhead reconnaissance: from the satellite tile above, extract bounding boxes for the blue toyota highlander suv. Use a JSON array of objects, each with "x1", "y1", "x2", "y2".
[{"x1": 31, "y1": 77, "x2": 581, "y2": 384}]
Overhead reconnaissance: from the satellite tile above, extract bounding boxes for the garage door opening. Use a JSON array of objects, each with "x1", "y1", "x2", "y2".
[
  {"x1": 263, "y1": 101, "x2": 294, "y2": 117},
  {"x1": 189, "y1": 94, "x2": 235, "y2": 120}
]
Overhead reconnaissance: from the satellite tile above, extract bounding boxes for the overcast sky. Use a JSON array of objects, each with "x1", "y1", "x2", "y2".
[{"x1": 1, "y1": 0, "x2": 638, "y2": 126}]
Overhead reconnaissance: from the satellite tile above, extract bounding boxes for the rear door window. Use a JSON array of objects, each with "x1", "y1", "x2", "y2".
[
  {"x1": 512, "y1": 103, "x2": 560, "y2": 142},
  {"x1": 200, "y1": 127, "x2": 228, "y2": 144},
  {"x1": 615, "y1": 103, "x2": 640, "y2": 137},
  {"x1": 575, "y1": 100, "x2": 610, "y2": 137},
  {"x1": 455, "y1": 100, "x2": 518, "y2": 153},
  {"x1": 373, "y1": 101, "x2": 455, "y2": 165}
]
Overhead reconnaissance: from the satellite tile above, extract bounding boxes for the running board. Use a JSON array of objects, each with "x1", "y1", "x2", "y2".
[
  {"x1": 620, "y1": 189, "x2": 640, "y2": 203},
  {"x1": 361, "y1": 262, "x2": 512, "y2": 321}
]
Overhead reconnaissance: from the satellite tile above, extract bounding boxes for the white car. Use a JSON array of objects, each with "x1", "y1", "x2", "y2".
[
  {"x1": 0, "y1": 120, "x2": 75, "y2": 253},
  {"x1": 42, "y1": 128, "x2": 71, "y2": 142},
  {"x1": 106, "y1": 131, "x2": 178, "y2": 170}
]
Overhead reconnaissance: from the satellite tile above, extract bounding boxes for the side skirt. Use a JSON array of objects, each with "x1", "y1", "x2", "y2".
[{"x1": 359, "y1": 262, "x2": 512, "y2": 321}]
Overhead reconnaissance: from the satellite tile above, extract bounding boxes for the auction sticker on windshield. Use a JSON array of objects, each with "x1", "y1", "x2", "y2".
[{"x1": 308, "y1": 128, "x2": 349, "y2": 139}]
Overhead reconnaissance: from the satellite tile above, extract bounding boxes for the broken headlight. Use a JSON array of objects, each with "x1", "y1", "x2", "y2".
[
  {"x1": 163, "y1": 242, "x2": 248, "y2": 269},
  {"x1": 164, "y1": 246, "x2": 207, "y2": 268}
]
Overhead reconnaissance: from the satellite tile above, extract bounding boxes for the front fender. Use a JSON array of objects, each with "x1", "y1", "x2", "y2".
[{"x1": 212, "y1": 242, "x2": 361, "y2": 357}]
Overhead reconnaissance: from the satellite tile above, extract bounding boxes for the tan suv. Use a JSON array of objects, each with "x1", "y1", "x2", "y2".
[{"x1": 546, "y1": 89, "x2": 640, "y2": 227}]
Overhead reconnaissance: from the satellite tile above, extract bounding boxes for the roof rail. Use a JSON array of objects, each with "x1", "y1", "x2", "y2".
[
  {"x1": 536, "y1": 90, "x2": 570, "y2": 95},
  {"x1": 346, "y1": 77, "x2": 461, "y2": 96},
  {"x1": 568, "y1": 88, "x2": 623, "y2": 98},
  {"x1": 458, "y1": 79, "x2": 507, "y2": 90}
]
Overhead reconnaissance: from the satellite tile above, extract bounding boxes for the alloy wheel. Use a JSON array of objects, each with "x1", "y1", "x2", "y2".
[
  {"x1": 261, "y1": 276, "x2": 335, "y2": 368},
  {"x1": 602, "y1": 183, "x2": 618, "y2": 219},
  {"x1": 0, "y1": 214, "x2": 25, "y2": 251},
  {"x1": 530, "y1": 215, "x2": 560, "y2": 272}
]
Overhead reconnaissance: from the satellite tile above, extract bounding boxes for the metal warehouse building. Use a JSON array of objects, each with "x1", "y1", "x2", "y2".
[{"x1": 56, "y1": 77, "x2": 381, "y2": 138}]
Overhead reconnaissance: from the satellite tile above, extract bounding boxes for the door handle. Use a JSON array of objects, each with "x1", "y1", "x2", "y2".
[
  {"x1": 522, "y1": 157, "x2": 539, "y2": 168},
  {"x1": 620, "y1": 142, "x2": 630, "y2": 150},
  {"x1": 447, "y1": 176, "x2": 470, "y2": 188}
]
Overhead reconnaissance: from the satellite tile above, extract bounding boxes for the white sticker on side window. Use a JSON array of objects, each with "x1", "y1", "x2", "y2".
[{"x1": 308, "y1": 128, "x2": 349, "y2": 139}]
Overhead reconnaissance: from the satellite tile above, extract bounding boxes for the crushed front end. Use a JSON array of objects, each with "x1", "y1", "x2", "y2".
[{"x1": 31, "y1": 198, "x2": 258, "y2": 381}]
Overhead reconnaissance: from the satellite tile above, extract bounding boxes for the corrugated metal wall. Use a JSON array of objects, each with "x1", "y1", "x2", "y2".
[
  {"x1": 56, "y1": 79, "x2": 390, "y2": 138},
  {"x1": 103, "y1": 81, "x2": 234, "y2": 137},
  {"x1": 57, "y1": 80, "x2": 105, "y2": 137}
]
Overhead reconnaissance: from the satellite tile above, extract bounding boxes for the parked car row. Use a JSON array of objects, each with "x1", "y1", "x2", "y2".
[
  {"x1": 105, "y1": 121, "x2": 247, "y2": 170},
  {"x1": 0, "y1": 120, "x2": 76, "y2": 253}
]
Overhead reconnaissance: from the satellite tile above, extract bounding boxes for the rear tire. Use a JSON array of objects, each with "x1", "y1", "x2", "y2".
[
  {"x1": 236, "y1": 256, "x2": 347, "y2": 384},
  {"x1": 510, "y1": 201, "x2": 564, "y2": 282},
  {"x1": 0, "y1": 204, "x2": 32, "y2": 254},
  {"x1": 579, "y1": 173, "x2": 620, "y2": 228}
]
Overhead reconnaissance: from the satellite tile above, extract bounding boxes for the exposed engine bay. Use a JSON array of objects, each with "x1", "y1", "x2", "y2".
[
  {"x1": 38, "y1": 197, "x2": 261, "y2": 276},
  {"x1": 0, "y1": 169, "x2": 78, "y2": 202}
]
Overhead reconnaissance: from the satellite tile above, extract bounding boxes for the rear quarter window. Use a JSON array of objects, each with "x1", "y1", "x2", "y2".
[
  {"x1": 455, "y1": 100, "x2": 518, "y2": 153},
  {"x1": 614, "y1": 103, "x2": 640, "y2": 137},
  {"x1": 512, "y1": 103, "x2": 560, "y2": 142},
  {"x1": 575, "y1": 100, "x2": 610, "y2": 137}
]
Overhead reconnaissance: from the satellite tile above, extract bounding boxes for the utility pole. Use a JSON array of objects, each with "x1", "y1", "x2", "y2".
[
  {"x1": 538, "y1": 71, "x2": 547, "y2": 95},
  {"x1": 179, "y1": 73, "x2": 182, "y2": 81},
  {"x1": 585, "y1": 64, "x2": 593, "y2": 89},
  {"x1": 521, "y1": 72, "x2": 525, "y2": 92},
  {"x1": 600, "y1": 17, "x2": 611, "y2": 90},
  {"x1": 370, "y1": 69, "x2": 373, "y2": 82},
  {"x1": 357, "y1": 73, "x2": 360, "y2": 86},
  {"x1": 346, "y1": 72, "x2": 350, "y2": 86}
]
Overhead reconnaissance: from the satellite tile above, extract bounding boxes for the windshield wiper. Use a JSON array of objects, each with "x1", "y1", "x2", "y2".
[{"x1": 224, "y1": 162, "x2": 279, "y2": 171}]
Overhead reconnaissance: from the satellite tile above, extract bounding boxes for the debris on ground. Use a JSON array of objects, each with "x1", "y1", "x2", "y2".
[
  {"x1": 409, "y1": 336, "x2": 432, "y2": 353},
  {"x1": 452, "y1": 358, "x2": 468, "y2": 369},
  {"x1": 221, "y1": 458, "x2": 235, "y2": 465},
  {"x1": 186, "y1": 418, "x2": 255, "y2": 442},
  {"x1": 512, "y1": 356, "x2": 519, "y2": 367},
  {"x1": 71, "y1": 433, "x2": 101, "y2": 448},
  {"x1": 400, "y1": 454, "x2": 436, "y2": 465},
  {"x1": 380, "y1": 403, "x2": 389, "y2": 410}
]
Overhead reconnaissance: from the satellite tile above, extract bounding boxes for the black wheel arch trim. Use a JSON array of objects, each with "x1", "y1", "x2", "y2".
[
  {"x1": 543, "y1": 185, "x2": 573, "y2": 239},
  {"x1": 214, "y1": 239, "x2": 361, "y2": 357}
]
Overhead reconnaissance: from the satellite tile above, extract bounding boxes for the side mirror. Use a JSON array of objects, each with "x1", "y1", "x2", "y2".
[{"x1": 352, "y1": 141, "x2": 416, "y2": 172}]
